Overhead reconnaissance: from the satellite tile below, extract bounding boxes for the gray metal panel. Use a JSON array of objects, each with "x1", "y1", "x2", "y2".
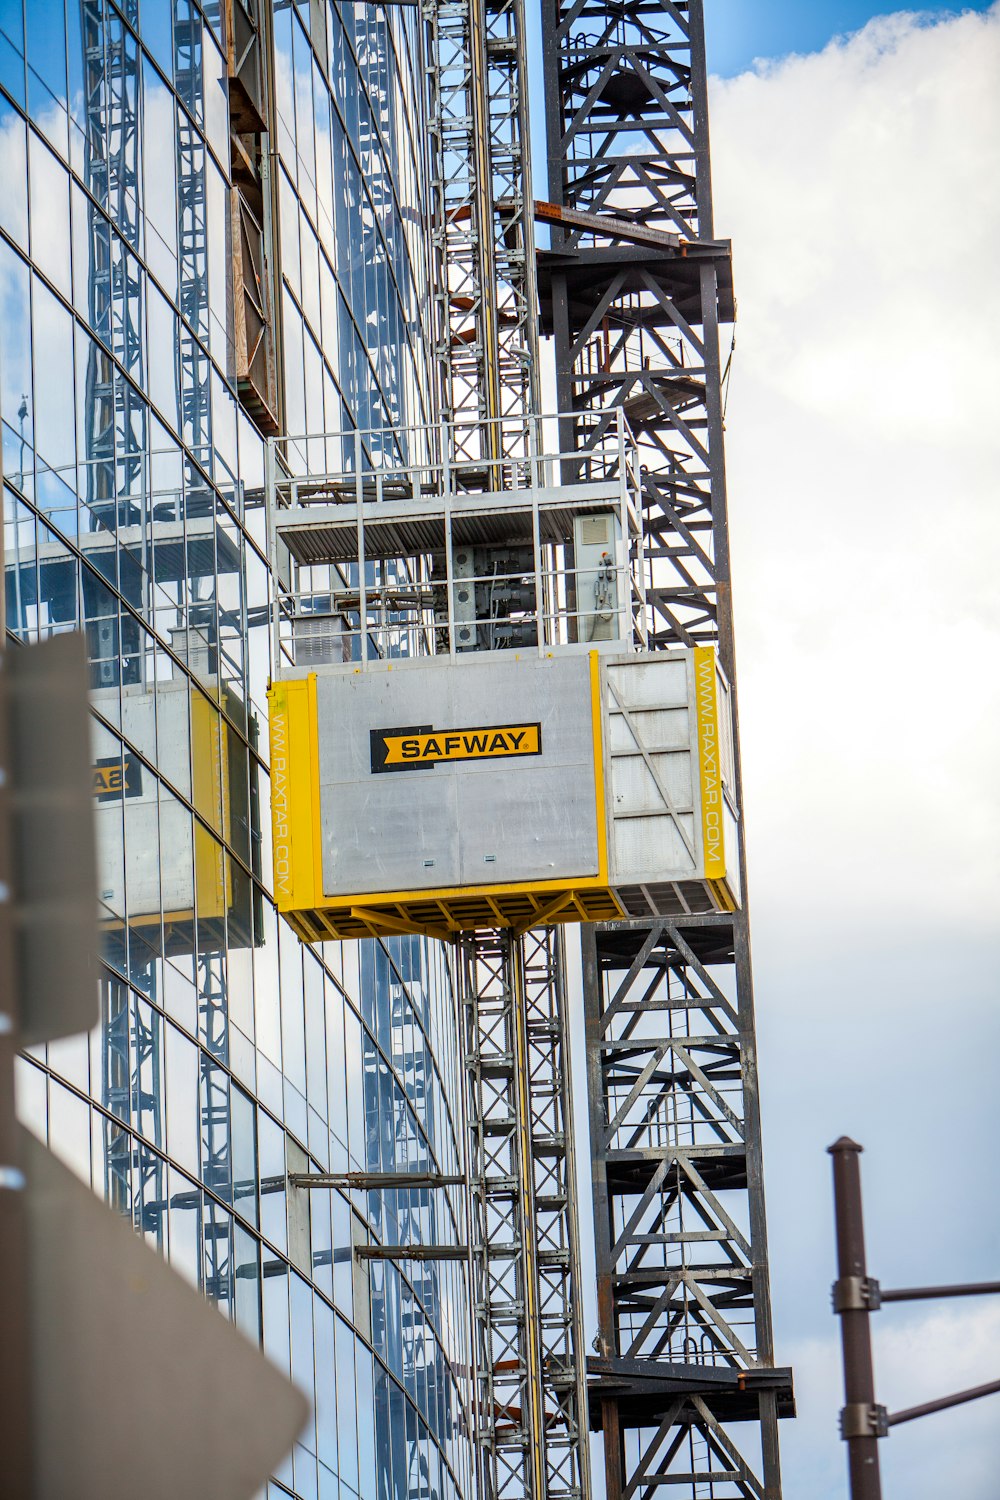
[
  {"x1": 314, "y1": 654, "x2": 599, "y2": 897},
  {"x1": 8, "y1": 634, "x2": 99, "y2": 1048},
  {"x1": 724, "y1": 800, "x2": 742, "y2": 903},
  {"x1": 92, "y1": 680, "x2": 196, "y2": 920},
  {"x1": 604, "y1": 653, "x2": 703, "y2": 886}
]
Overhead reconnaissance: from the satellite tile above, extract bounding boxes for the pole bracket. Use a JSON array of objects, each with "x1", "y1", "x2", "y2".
[
  {"x1": 840, "y1": 1402, "x2": 889, "y2": 1440},
  {"x1": 833, "y1": 1275, "x2": 882, "y2": 1312}
]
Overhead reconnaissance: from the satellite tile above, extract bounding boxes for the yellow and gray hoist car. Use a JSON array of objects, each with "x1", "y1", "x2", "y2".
[{"x1": 265, "y1": 421, "x2": 741, "y2": 942}]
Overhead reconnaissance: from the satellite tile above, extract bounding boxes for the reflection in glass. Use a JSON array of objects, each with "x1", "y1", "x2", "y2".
[
  {"x1": 231, "y1": 1080, "x2": 259, "y2": 1227},
  {"x1": 167, "y1": 1163, "x2": 202, "y2": 1289},
  {"x1": 3, "y1": 4, "x2": 473, "y2": 1498},
  {"x1": 234, "y1": 1221, "x2": 262, "y2": 1344}
]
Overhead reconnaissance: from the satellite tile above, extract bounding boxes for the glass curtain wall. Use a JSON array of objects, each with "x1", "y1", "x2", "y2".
[{"x1": 0, "y1": 4, "x2": 470, "y2": 1500}]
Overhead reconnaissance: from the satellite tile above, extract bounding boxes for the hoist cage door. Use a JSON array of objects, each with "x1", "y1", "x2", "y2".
[{"x1": 605, "y1": 645, "x2": 741, "y2": 920}]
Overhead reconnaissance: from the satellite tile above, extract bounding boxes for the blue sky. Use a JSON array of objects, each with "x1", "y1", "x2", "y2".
[{"x1": 705, "y1": 0, "x2": 995, "y2": 73}]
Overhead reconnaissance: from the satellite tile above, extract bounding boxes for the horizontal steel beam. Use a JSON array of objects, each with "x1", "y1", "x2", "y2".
[
  {"x1": 888, "y1": 1377, "x2": 1000, "y2": 1428},
  {"x1": 881, "y1": 1280, "x2": 1000, "y2": 1303},
  {"x1": 532, "y1": 199, "x2": 680, "y2": 251},
  {"x1": 288, "y1": 1172, "x2": 464, "y2": 1190},
  {"x1": 354, "y1": 1245, "x2": 470, "y2": 1261}
]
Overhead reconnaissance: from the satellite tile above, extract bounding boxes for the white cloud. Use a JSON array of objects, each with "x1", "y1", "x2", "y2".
[
  {"x1": 707, "y1": 12, "x2": 1000, "y2": 1496},
  {"x1": 783, "y1": 1300, "x2": 1000, "y2": 1500},
  {"x1": 713, "y1": 9, "x2": 1000, "y2": 443},
  {"x1": 710, "y1": 5, "x2": 1000, "y2": 939}
]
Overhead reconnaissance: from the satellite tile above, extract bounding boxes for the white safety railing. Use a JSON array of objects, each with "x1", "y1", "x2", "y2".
[
  {"x1": 268, "y1": 408, "x2": 638, "y2": 499},
  {"x1": 265, "y1": 411, "x2": 646, "y2": 673}
]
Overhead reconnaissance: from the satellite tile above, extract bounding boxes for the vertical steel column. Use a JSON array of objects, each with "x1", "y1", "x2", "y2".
[
  {"x1": 461, "y1": 928, "x2": 590, "y2": 1500},
  {"x1": 81, "y1": 0, "x2": 165, "y2": 1232},
  {"x1": 520, "y1": 926, "x2": 591, "y2": 1500},
  {"x1": 82, "y1": 0, "x2": 145, "y2": 520},
  {"x1": 461, "y1": 930, "x2": 547, "y2": 1500},
  {"x1": 829, "y1": 1139, "x2": 883, "y2": 1500},
  {"x1": 425, "y1": 0, "x2": 539, "y2": 464},
  {"x1": 174, "y1": 1, "x2": 214, "y2": 471},
  {"x1": 425, "y1": 0, "x2": 590, "y2": 1494},
  {"x1": 541, "y1": 1, "x2": 787, "y2": 1496}
]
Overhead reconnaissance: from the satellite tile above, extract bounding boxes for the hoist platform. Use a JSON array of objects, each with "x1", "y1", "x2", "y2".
[
  {"x1": 265, "y1": 417, "x2": 741, "y2": 941},
  {"x1": 268, "y1": 644, "x2": 739, "y2": 942}
]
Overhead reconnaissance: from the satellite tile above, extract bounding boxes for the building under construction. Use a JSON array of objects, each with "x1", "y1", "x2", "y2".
[{"x1": 2, "y1": 0, "x2": 791, "y2": 1497}]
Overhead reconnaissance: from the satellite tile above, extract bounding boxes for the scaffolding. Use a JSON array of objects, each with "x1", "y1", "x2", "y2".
[
  {"x1": 82, "y1": 0, "x2": 162, "y2": 1232},
  {"x1": 265, "y1": 20, "x2": 791, "y2": 1500},
  {"x1": 460, "y1": 927, "x2": 589, "y2": 1500},
  {"x1": 73, "y1": 3, "x2": 790, "y2": 1499},
  {"x1": 426, "y1": 0, "x2": 540, "y2": 463},
  {"x1": 80, "y1": 0, "x2": 240, "y2": 1319},
  {"x1": 422, "y1": 0, "x2": 592, "y2": 1493}
]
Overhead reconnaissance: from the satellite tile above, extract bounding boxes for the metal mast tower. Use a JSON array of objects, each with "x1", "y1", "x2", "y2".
[
  {"x1": 426, "y1": 0, "x2": 541, "y2": 458},
  {"x1": 424, "y1": 3, "x2": 591, "y2": 1499},
  {"x1": 538, "y1": 2, "x2": 793, "y2": 1497},
  {"x1": 460, "y1": 924, "x2": 590, "y2": 1500},
  {"x1": 267, "y1": 4, "x2": 792, "y2": 1500}
]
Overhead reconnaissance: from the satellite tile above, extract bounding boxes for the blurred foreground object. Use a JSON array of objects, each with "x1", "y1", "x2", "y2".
[{"x1": 0, "y1": 633, "x2": 307, "y2": 1499}]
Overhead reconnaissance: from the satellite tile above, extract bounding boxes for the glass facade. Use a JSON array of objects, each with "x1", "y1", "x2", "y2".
[{"x1": 1, "y1": 3, "x2": 470, "y2": 1499}]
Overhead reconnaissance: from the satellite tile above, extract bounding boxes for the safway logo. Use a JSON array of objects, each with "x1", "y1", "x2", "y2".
[
  {"x1": 93, "y1": 753, "x2": 142, "y2": 802},
  {"x1": 371, "y1": 722, "x2": 542, "y2": 773}
]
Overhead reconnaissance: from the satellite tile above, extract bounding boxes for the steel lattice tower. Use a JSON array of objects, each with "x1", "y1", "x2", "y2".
[
  {"x1": 426, "y1": 0, "x2": 541, "y2": 461},
  {"x1": 424, "y1": 0, "x2": 591, "y2": 1496},
  {"x1": 539, "y1": 2, "x2": 793, "y2": 1496},
  {"x1": 81, "y1": 0, "x2": 164, "y2": 1234}
]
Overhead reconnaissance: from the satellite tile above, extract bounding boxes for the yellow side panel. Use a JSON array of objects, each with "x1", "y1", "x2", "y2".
[
  {"x1": 693, "y1": 645, "x2": 726, "y2": 881},
  {"x1": 589, "y1": 649, "x2": 610, "y2": 885},
  {"x1": 192, "y1": 690, "x2": 230, "y2": 919},
  {"x1": 707, "y1": 878, "x2": 737, "y2": 914},
  {"x1": 268, "y1": 676, "x2": 321, "y2": 913}
]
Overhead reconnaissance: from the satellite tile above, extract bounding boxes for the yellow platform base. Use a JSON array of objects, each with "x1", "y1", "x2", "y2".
[{"x1": 282, "y1": 884, "x2": 626, "y2": 943}]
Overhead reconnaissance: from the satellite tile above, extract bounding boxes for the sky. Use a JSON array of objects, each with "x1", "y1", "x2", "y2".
[
  {"x1": 704, "y1": 0, "x2": 997, "y2": 73},
  {"x1": 705, "y1": 2, "x2": 1000, "y2": 1494}
]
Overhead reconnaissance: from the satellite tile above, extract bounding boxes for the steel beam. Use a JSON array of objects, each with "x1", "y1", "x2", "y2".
[
  {"x1": 541, "y1": 3, "x2": 787, "y2": 1496},
  {"x1": 290, "y1": 1172, "x2": 466, "y2": 1190},
  {"x1": 426, "y1": 0, "x2": 539, "y2": 464},
  {"x1": 423, "y1": 1, "x2": 591, "y2": 1495},
  {"x1": 460, "y1": 928, "x2": 590, "y2": 1500}
]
